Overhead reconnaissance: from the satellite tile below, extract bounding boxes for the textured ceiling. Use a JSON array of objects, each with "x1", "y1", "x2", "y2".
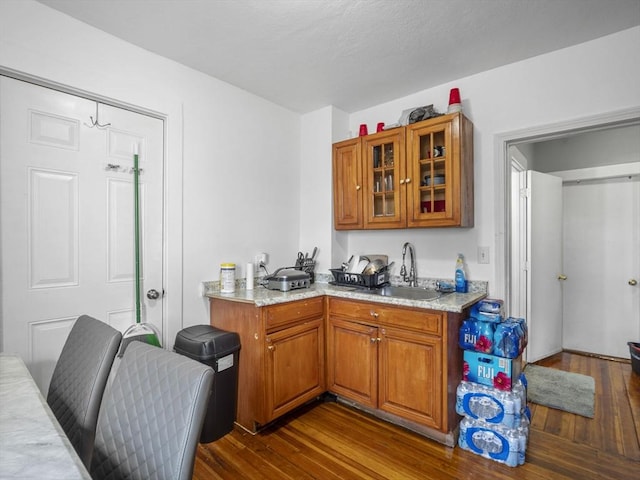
[{"x1": 37, "y1": 0, "x2": 640, "y2": 113}]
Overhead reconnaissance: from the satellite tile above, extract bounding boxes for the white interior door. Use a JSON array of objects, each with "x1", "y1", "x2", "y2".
[
  {"x1": 562, "y1": 177, "x2": 640, "y2": 358},
  {"x1": 0, "y1": 77, "x2": 164, "y2": 393},
  {"x1": 526, "y1": 170, "x2": 564, "y2": 363}
]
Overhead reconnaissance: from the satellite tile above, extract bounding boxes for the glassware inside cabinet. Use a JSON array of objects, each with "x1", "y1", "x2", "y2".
[
  {"x1": 384, "y1": 143, "x2": 394, "y2": 166},
  {"x1": 384, "y1": 193, "x2": 395, "y2": 216},
  {"x1": 373, "y1": 145, "x2": 382, "y2": 168}
]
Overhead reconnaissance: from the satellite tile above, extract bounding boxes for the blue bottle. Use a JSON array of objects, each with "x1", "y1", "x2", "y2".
[{"x1": 455, "y1": 253, "x2": 468, "y2": 293}]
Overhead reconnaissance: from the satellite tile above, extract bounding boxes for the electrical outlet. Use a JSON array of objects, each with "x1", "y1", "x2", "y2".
[
  {"x1": 478, "y1": 246, "x2": 490, "y2": 264},
  {"x1": 255, "y1": 253, "x2": 267, "y2": 266}
]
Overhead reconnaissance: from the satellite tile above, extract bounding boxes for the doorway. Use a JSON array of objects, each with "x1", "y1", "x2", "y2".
[
  {"x1": 496, "y1": 108, "x2": 640, "y2": 363},
  {"x1": 0, "y1": 76, "x2": 166, "y2": 393}
]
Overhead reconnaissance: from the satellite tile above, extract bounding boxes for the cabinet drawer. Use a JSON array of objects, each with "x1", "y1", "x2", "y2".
[
  {"x1": 328, "y1": 297, "x2": 442, "y2": 335},
  {"x1": 264, "y1": 296, "x2": 324, "y2": 331}
]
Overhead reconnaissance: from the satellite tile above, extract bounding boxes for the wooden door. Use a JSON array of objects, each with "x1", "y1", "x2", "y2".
[
  {"x1": 0, "y1": 77, "x2": 164, "y2": 393},
  {"x1": 327, "y1": 317, "x2": 378, "y2": 408},
  {"x1": 264, "y1": 319, "x2": 325, "y2": 422},
  {"x1": 332, "y1": 138, "x2": 362, "y2": 230},
  {"x1": 378, "y1": 326, "x2": 442, "y2": 429}
]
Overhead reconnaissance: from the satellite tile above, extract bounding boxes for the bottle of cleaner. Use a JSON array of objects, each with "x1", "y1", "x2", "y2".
[{"x1": 455, "y1": 253, "x2": 468, "y2": 293}]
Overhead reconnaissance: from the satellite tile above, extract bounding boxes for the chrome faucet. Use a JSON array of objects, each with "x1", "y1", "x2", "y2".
[{"x1": 400, "y1": 242, "x2": 417, "y2": 287}]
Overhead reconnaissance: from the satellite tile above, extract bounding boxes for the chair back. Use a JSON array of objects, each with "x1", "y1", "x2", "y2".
[
  {"x1": 47, "y1": 314, "x2": 122, "y2": 468},
  {"x1": 90, "y1": 341, "x2": 214, "y2": 480}
]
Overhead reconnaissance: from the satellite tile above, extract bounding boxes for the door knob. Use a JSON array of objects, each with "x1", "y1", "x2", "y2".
[
  {"x1": 630, "y1": 279, "x2": 638, "y2": 286},
  {"x1": 146, "y1": 289, "x2": 161, "y2": 300},
  {"x1": 558, "y1": 274, "x2": 567, "y2": 280}
]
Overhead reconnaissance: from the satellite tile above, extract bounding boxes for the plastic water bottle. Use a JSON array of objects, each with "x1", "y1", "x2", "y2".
[{"x1": 455, "y1": 253, "x2": 468, "y2": 293}]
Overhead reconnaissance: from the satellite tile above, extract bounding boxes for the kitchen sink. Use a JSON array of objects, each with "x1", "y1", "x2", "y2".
[{"x1": 367, "y1": 285, "x2": 446, "y2": 301}]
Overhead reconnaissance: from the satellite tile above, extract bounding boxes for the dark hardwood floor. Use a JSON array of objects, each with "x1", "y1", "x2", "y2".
[{"x1": 193, "y1": 352, "x2": 640, "y2": 479}]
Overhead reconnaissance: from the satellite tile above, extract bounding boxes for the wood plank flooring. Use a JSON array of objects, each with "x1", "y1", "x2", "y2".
[{"x1": 193, "y1": 352, "x2": 640, "y2": 479}]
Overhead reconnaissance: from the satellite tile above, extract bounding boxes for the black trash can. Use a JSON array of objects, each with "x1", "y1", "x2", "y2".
[
  {"x1": 629, "y1": 342, "x2": 640, "y2": 375},
  {"x1": 174, "y1": 325, "x2": 240, "y2": 443}
]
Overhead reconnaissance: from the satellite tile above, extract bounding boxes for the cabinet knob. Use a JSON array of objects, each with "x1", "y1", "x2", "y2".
[
  {"x1": 630, "y1": 279, "x2": 638, "y2": 286},
  {"x1": 405, "y1": 177, "x2": 411, "y2": 184},
  {"x1": 370, "y1": 337, "x2": 377, "y2": 344},
  {"x1": 267, "y1": 345, "x2": 275, "y2": 351},
  {"x1": 370, "y1": 311, "x2": 379, "y2": 318},
  {"x1": 356, "y1": 185, "x2": 361, "y2": 190},
  {"x1": 399, "y1": 179, "x2": 405, "y2": 184},
  {"x1": 558, "y1": 274, "x2": 567, "y2": 280}
]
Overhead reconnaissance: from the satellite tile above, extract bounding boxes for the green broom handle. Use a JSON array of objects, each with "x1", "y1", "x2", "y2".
[{"x1": 134, "y1": 152, "x2": 141, "y2": 324}]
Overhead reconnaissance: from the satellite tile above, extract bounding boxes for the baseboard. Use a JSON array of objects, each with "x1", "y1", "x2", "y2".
[{"x1": 563, "y1": 348, "x2": 630, "y2": 364}]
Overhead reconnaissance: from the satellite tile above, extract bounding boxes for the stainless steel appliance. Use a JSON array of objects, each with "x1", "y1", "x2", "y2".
[{"x1": 263, "y1": 268, "x2": 311, "y2": 292}]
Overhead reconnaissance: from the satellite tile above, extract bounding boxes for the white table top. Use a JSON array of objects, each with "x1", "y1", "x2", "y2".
[{"x1": 0, "y1": 353, "x2": 91, "y2": 479}]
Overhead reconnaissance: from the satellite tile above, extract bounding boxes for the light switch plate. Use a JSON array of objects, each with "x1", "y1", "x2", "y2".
[{"x1": 478, "y1": 246, "x2": 490, "y2": 264}]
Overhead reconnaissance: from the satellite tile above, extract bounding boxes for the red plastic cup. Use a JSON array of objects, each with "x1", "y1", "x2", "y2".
[
  {"x1": 376, "y1": 122, "x2": 385, "y2": 132},
  {"x1": 359, "y1": 124, "x2": 368, "y2": 136},
  {"x1": 449, "y1": 88, "x2": 461, "y2": 105}
]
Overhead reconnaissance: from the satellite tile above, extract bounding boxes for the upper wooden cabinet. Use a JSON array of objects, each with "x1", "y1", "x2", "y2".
[
  {"x1": 332, "y1": 112, "x2": 473, "y2": 230},
  {"x1": 332, "y1": 137, "x2": 363, "y2": 229}
]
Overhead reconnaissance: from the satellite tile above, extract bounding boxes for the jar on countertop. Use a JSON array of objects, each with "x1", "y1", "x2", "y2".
[{"x1": 220, "y1": 263, "x2": 236, "y2": 293}]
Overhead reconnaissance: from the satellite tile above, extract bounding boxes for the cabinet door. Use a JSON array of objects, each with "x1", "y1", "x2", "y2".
[
  {"x1": 333, "y1": 137, "x2": 363, "y2": 230},
  {"x1": 263, "y1": 318, "x2": 325, "y2": 423},
  {"x1": 378, "y1": 326, "x2": 443, "y2": 429},
  {"x1": 363, "y1": 129, "x2": 406, "y2": 229},
  {"x1": 406, "y1": 113, "x2": 474, "y2": 227},
  {"x1": 327, "y1": 317, "x2": 378, "y2": 408}
]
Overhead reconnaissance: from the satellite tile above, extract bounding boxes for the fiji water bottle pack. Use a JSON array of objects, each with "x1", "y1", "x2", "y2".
[
  {"x1": 459, "y1": 299, "x2": 528, "y2": 358},
  {"x1": 456, "y1": 378, "x2": 529, "y2": 429},
  {"x1": 456, "y1": 374, "x2": 531, "y2": 467},
  {"x1": 458, "y1": 415, "x2": 530, "y2": 467},
  {"x1": 456, "y1": 298, "x2": 531, "y2": 466}
]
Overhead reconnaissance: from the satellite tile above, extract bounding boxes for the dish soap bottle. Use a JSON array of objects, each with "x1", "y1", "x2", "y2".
[{"x1": 455, "y1": 254, "x2": 468, "y2": 293}]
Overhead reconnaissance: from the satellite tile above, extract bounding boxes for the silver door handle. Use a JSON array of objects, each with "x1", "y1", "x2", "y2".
[{"x1": 146, "y1": 289, "x2": 161, "y2": 300}]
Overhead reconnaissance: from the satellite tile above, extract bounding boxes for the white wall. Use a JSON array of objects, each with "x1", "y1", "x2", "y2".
[
  {"x1": 532, "y1": 125, "x2": 640, "y2": 172},
  {"x1": 2, "y1": 1, "x2": 639, "y2": 341},
  {"x1": 333, "y1": 26, "x2": 640, "y2": 296},
  {"x1": 0, "y1": 0, "x2": 301, "y2": 347}
]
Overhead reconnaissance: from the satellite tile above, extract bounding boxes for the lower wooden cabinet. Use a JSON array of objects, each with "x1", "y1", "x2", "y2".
[
  {"x1": 327, "y1": 317, "x2": 378, "y2": 408},
  {"x1": 210, "y1": 294, "x2": 466, "y2": 444},
  {"x1": 264, "y1": 318, "x2": 324, "y2": 422},
  {"x1": 327, "y1": 297, "x2": 462, "y2": 443},
  {"x1": 210, "y1": 296, "x2": 325, "y2": 433},
  {"x1": 378, "y1": 326, "x2": 442, "y2": 428}
]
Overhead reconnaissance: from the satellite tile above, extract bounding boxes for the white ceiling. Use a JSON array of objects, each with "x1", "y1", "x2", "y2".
[{"x1": 37, "y1": 0, "x2": 640, "y2": 114}]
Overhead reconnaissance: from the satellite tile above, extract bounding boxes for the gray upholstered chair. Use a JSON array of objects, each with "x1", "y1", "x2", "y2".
[
  {"x1": 90, "y1": 341, "x2": 214, "y2": 480},
  {"x1": 46, "y1": 314, "x2": 122, "y2": 468}
]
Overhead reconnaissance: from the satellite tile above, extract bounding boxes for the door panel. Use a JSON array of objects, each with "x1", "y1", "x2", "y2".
[
  {"x1": 0, "y1": 77, "x2": 164, "y2": 393},
  {"x1": 562, "y1": 177, "x2": 640, "y2": 358},
  {"x1": 327, "y1": 317, "x2": 378, "y2": 408},
  {"x1": 526, "y1": 171, "x2": 563, "y2": 362},
  {"x1": 378, "y1": 327, "x2": 442, "y2": 429}
]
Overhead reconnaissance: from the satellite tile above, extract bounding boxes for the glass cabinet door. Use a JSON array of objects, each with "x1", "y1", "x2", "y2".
[
  {"x1": 407, "y1": 120, "x2": 453, "y2": 224},
  {"x1": 363, "y1": 129, "x2": 405, "y2": 228}
]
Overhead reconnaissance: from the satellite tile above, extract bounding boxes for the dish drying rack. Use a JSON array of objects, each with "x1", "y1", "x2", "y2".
[{"x1": 329, "y1": 268, "x2": 390, "y2": 289}]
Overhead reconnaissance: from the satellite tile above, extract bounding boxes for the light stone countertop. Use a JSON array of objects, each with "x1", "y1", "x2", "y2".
[
  {"x1": 0, "y1": 354, "x2": 92, "y2": 479},
  {"x1": 204, "y1": 276, "x2": 486, "y2": 313}
]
